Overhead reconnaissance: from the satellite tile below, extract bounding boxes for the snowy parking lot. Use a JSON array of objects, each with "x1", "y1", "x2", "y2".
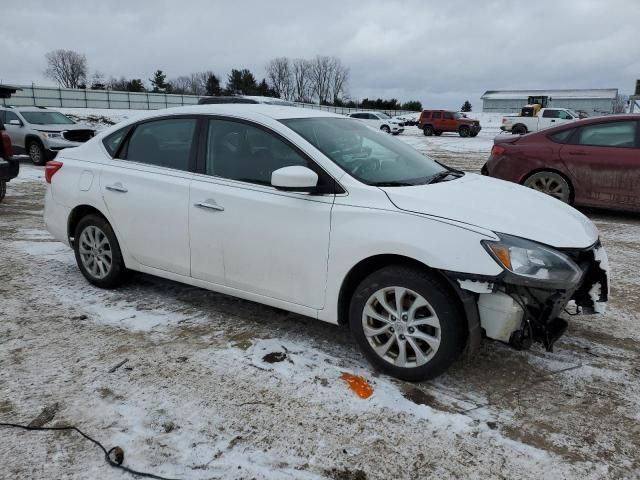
[{"x1": 1, "y1": 118, "x2": 640, "y2": 479}]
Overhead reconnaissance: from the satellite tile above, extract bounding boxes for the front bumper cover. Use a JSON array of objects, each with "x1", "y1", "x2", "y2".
[{"x1": 449, "y1": 240, "x2": 609, "y2": 351}]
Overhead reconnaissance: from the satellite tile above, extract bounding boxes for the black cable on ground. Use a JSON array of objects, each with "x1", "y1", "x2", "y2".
[{"x1": 0, "y1": 422, "x2": 180, "y2": 480}]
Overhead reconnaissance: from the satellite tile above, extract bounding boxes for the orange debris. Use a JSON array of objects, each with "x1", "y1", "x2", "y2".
[{"x1": 341, "y1": 372, "x2": 374, "y2": 399}]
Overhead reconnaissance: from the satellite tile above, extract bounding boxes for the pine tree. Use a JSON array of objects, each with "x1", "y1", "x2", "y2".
[
  {"x1": 149, "y1": 70, "x2": 168, "y2": 93},
  {"x1": 205, "y1": 74, "x2": 222, "y2": 96},
  {"x1": 461, "y1": 100, "x2": 472, "y2": 112}
]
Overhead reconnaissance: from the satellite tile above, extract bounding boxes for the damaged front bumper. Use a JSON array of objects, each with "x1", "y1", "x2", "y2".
[{"x1": 450, "y1": 240, "x2": 609, "y2": 352}]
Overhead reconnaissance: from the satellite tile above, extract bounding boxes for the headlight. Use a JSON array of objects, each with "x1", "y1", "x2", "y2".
[
  {"x1": 40, "y1": 131, "x2": 62, "y2": 138},
  {"x1": 482, "y1": 234, "x2": 582, "y2": 287}
]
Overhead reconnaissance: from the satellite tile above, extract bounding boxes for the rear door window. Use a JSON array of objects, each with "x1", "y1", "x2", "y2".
[
  {"x1": 103, "y1": 127, "x2": 131, "y2": 157},
  {"x1": 542, "y1": 109, "x2": 560, "y2": 118},
  {"x1": 575, "y1": 121, "x2": 637, "y2": 148},
  {"x1": 432, "y1": 112, "x2": 442, "y2": 119},
  {"x1": 548, "y1": 128, "x2": 576, "y2": 144},
  {"x1": 124, "y1": 118, "x2": 197, "y2": 170}
]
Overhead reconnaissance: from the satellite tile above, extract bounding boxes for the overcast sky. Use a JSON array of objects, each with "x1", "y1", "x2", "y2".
[{"x1": 1, "y1": 0, "x2": 639, "y2": 109}]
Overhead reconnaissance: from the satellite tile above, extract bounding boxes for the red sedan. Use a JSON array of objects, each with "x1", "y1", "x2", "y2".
[{"x1": 483, "y1": 115, "x2": 640, "y2": 212}]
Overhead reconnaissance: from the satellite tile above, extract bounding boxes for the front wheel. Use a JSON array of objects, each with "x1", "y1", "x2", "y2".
[
  {"x1": 380, "y1": 125, "x2": 391, "y2": 134},
  {"x1": 523, "y1": 171, "x2": 572, "y2": 203},
  {"x1": 459, "y1": 126, "x2": 470, "y2": 137},
  {"x1": 74, "y1": 214, "x2": 127, "y2": 288},
  {"x1": 349, "y1": 266, "x2": 466, "y2": 381}
]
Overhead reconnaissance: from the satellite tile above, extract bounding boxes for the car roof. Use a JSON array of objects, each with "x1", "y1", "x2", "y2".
[
  {"x1": 2, "y1": 106, "x2": 52, "y2": 112},
  {"x1": 134, "y1": 104, "x2": 346, "y2": 121}
]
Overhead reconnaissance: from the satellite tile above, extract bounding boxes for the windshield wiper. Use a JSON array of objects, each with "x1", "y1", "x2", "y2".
[
  {"x1": 371, "y1": 181, "x2": 415, "y2": 187},
  {"x1": 425, "y1": 170, "x2": 464, "y2": 184}
]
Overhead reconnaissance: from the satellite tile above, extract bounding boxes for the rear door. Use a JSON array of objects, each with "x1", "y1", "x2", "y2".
[
  {"x1": 100, "y1": 116, "x2": 198, "y2": 276},
  {"x1": 539, "y1": 109, "x2": 561, "y2": 130},
  {"x1": 431, "y1": 111, "x2": 443, "y2": 130},
  {"x1": 559, "y1": 120, "x2": 640, "y2": 208}
]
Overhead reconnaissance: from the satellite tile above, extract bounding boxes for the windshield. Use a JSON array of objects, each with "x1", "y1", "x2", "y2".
[
  {"x1": 281, "y1": 117, "x2": 448, "y2": 185},
  {"x1": 454, "y1": 112, "x2": 467, "y2": 119},
  {"x1": 20, "y1": 111, "x2": 75, "y2": 125},
  {"x1": 567, "y1": 110, "x2": 579, "y2": 118}
]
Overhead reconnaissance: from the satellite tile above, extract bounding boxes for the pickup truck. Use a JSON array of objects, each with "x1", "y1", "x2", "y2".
[
  {"x1": 0, "y1": 120, "x2": 19, "y2": 203},
  {"x1": 501, "y1": 108, "x2": 579, "y2": 135}
]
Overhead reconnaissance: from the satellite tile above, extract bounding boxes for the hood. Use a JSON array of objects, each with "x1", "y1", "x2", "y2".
[
  {"x1": 33, "y1": 124, "x2": 92, "y2": 132},
  {"x1": 382, "y1": 174, "x2": 598, "y2": 249}
]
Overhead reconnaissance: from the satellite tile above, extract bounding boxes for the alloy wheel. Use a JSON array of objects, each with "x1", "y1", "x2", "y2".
[
  {"x1": 78, "y1": 225, "x2": 113, "y2": 279},
  {"x1": 362, "y1": 286, "x2": 441, "y2": 367},
  {"x1": 29, "y1": 144, "x2": 42, "y2": 164},
  {"x1": 525, "y1": 173, "x2": 570, "y2": 203}
]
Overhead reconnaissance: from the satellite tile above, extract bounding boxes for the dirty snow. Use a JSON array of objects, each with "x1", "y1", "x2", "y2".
[{"x1": 1, "y1": 115, "x2": 640, "y2": 480}]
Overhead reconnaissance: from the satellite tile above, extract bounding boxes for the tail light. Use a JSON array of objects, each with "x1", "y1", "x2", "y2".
[
  {"x1": 45, "y1": 160, "x2": 63, "y2": 183},
  {"x1": 1, "y1": 131, "x2": 12, "y2": 158},
  {"x1": 491, "y1": 145, "x2": 506, "y2": 156}
]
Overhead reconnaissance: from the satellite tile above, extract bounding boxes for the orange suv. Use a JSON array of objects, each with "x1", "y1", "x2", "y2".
[{"x1": 418, "y1": 110, "x2": 481, "y2": 137}]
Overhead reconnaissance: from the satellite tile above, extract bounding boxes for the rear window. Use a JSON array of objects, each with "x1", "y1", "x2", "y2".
[
  {"x1": 548, "y1": 128, "x2": 575, "y2": 144},
  {"x1": 421, "y1": 111, "x2": 431, "y2": 119}
]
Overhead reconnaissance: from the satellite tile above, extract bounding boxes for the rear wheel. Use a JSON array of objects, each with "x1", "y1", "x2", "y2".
[
  {"x1": 27, "y1": 141, "x2": 46, "y2": 166},
  {"x1": 459, "y1": 126, "x2": 470, "y2": 137},
  {"x1": 423, "y1": 125, "x2": 434, "y2": 136},
  {"x1": 523, "y1": 171, "x2": 572, "y2": 203},
  {"x1": 349, "y1": 266, "x2": 466, "y2": 381},
  {"x1": 0, "y1": 181, "x2": 6, "y2": 203},
  {"x1": 74, "y1": 214, "x2": 127, "y2": 288},
  {"x1": 512, "y1": 125, "x2": 527, "y2": 135}
]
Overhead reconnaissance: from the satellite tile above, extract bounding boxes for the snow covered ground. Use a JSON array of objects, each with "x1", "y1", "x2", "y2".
[{"x1": 2, "y1": 110, "x2": 640, "y2": 479}]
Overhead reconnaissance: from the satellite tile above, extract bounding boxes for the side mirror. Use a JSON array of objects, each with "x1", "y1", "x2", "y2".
[
  {"x1": 271, "y1": 166, "x2": 318, "y2": 192},
  {"x1": 9, "y1": 119, "x2": 22, "y2": 126}
]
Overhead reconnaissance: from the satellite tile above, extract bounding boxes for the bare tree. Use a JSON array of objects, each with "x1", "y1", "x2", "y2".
[
  {"x1": 168, "y1": 75, "x2": 192, "y2": 94},
  {"x1": 329, "y1": 57, "x2": 349, "y2": 103},
  {"x1": 292, "y1": 58, "x2": 312, "y2": 103},
  {"x1": 613, "y1": 94, "x2": 629, "y2": 114},
  {"x1": 310, "y1": 55, "x2": 333, "y2": 104},
  {"x1": 44, "y1": 49, "x2": 88, "y2": 88},
  {"x1": 265, "y1": 57, "x2": 293, "y2": 100}
]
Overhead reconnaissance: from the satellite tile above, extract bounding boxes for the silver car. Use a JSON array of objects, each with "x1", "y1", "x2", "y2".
[{"x1": 0, "y1": 107, "x2": 95, "y2": 165}]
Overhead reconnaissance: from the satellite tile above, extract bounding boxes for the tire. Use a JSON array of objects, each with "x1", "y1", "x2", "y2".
[
  {"x1": 381, "y1": 125, "x2": 391, "y2": 134},
  {"x1": 423, "y1": 125, "x2": 434, "y2": 137},
  {"x1": 73, "y1": 214, "x2": 127, "y2": 288},
  {"x1": 459, "y1": 126, "x2": 470, "y2": 138},
  {"x1": 512, "y1": 125, "x2": 527, "y2": 135},
  {"x1": 349, "y1": 266, "x2": 466, "y2": 381},
  {"x1": 27, "y1": 140, "x2": 46, "y2": 166},
  {"x1": 0, "y1": 181, "x2": 5, "y2": 203},
  {"x1": 523, "y1": 171, "x2": 572, "y2": 204}
]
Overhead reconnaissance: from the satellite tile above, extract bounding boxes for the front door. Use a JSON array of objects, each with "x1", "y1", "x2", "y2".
[
  {"x1": 101, "y1": 117, "x2": 198, "y2": 276},
  {"x1": 3, "y1": 111, "x2": 26, "y2": 150},
  {"x1": 560, "y1": 120, "x2": 640, "y2": 208},
  {"x1": 189, "y1": 117, "x2": 334, "y2": 309}
]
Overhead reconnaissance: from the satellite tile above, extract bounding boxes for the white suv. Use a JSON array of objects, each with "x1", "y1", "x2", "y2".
[
  {"x1": 0, "y1": 107, "x2": 95, "y2": 165},
  {"x1": 349, "y1": 111, "x2": 404, "y2": 134},
  {"x1": 44, "y1": 105, "x2": 608, "y2": 380}
]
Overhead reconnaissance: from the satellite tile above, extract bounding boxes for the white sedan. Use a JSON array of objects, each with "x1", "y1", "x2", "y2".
[
  {"x1": 44, "y1": 105, "x2": 608, "y2": 380},
  {"x1": 348, "y1": 111, "x2": 405, "y2": 134}
]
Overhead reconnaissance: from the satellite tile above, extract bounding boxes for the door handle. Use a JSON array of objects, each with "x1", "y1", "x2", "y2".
[
  {"x1": 194, "y1": 201, "x2": 224, "y2": 212},
  {"x1": 551, "y1": 119, "x2": 556, "y2": 122},
  {"x1": 567, "y1": 151, "x2": 587, "y2": 156},
  {"x1": 105, "y1": 183, "x2": 128, "y2": 193}
]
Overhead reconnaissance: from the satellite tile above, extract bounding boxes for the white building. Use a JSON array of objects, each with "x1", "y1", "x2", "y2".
[{"x1": 481, "y1": 89, "x2": 619, "y2": 115}]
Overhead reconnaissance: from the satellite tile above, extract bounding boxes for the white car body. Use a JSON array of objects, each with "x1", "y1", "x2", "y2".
[
  {"x1": 44, "y1": 105, "x2": 608, "y2": 379},
  {"x1": 501, "y1": 108, "x2": 579, "y2": 134},
  {"x1": 348, "y1": 111, "x2": 405, "y2": 134}
]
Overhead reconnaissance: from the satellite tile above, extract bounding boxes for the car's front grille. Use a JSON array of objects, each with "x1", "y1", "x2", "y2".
[{"x1": 63, "y1": 129, "x2": 94, "y2": 142}]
